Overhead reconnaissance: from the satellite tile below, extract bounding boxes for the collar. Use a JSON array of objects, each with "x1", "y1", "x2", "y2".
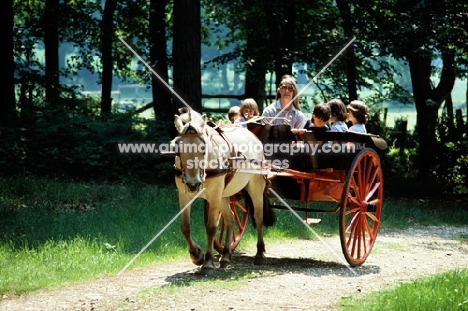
[{"x1": 275, "y1": 99, "x2": 298, "y2": 112}]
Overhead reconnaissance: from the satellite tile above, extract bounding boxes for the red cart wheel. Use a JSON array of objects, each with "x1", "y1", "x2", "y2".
[
  {"x1": 339, "y1": 148, "x2": 383, "y2": 266},
  {"x1": 204, "y1": 192, "x2": 249, "y2": 253}
]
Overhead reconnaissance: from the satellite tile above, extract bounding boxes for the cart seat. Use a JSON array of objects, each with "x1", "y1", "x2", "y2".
[
  {"x1": 248, "y1": 123, "x2": 313, "y2": 171},
  {"x1": 300, "y1": 131, "x2": 388, "y2": 154},
  {"x1": 248, "y1": 122, "x2": 388, "y2": 170}
]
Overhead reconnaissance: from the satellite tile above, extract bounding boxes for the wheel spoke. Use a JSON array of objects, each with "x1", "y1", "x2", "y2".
[
  {"x1": 345, "y1": 209, "x2": 360, "y2": 233},
  {"x1": 365, "y1": 212, "x2": 380, "y2": 223},
  {"x1": 365, "y1": 181, "x2": 380, "y2": 202},
  {"x1": 350, "y1": 215, "x2": 362, "y2": 258},
  {"x1": 363, "y1": 216, "x2": 375, "y2": 241}
]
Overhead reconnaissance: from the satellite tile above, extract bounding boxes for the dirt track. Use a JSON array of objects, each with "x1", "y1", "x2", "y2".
[{"x1": 1, "y1": 226, "x2": 467, "y2": 311}]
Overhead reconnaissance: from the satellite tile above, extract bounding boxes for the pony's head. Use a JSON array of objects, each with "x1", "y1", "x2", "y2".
[
  {"x1": 174, "y1": 107, "x2": 206, "y2": 134},
  {"x1": 173, "y1": 108, "x2": 207, "y2": 192}
]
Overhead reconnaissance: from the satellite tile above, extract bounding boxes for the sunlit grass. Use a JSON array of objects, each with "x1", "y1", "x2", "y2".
[
  {"x1": 339, "y1": 269, "x2": 468, "y2": 311},
  {"x1": 0, "y1": 176, "x2": 467, "y2": 296}
]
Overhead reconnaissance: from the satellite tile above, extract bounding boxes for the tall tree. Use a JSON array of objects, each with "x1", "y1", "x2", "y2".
[
  {"x1": 101, "y1": 0, "x2": 117, "y2": 116},
  {"x1": 352, "y1": 0, "x2": 466, "y2": 178},
  {"x1": 0, "y1": 0, "x2": 16, "y2": 126},
  {"x1": 243, "y1": 1, "x2": 269, "y2": 109},
  {"x1": 172, "y1": 0, "x2": 201, "y2": 111},
  {"x1": 149, "y1": 0, "x2": 173, "y2": 122},
  {"x1": 336, "y1": 0, "x2": 357, "y2": 101},
  {"x1": 44, "y1": 0, "x2": 60, "y2": 106}
]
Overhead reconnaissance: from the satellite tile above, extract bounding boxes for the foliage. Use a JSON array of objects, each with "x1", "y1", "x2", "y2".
[
  {"x1": 0, "y1": 97, "x2": 175, "y2": 184},
  {"x1": 381, "y1": 111, "x2": 468, "y2": 196},
  {"x1": 4, "y1": 0, "x2": 468, "y2": 196},
  {"x1": 433, "y1": 113, "x2": 468, "y2": 194}
]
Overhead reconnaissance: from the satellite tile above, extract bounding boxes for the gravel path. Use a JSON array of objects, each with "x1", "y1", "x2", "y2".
[{"x1": 1, "y1": 226, "x2": 467, "y2": 311}]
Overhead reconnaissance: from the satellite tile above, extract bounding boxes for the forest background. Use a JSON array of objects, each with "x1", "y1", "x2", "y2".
[{"x1": 0, "y1": 0, "x2": 467, "y2": 196}]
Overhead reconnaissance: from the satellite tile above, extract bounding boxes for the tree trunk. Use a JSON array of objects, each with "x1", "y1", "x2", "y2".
[
  {"x1": 245, "y1": 58, "x2": 267, "y2": 110},
  {"x1": 44, "y1": 0, "x2": 60, "y2": 106},
  {"x1": 408, "y1": 49, "x2": 456, "y2": 180},
  {"x1": 243, "y1": 0, "x2": 269, "y2": 110},
  {"x1": 265, "y1": 1, "x2": 295, "y2": 85},
  {"x1": 0, "y1": 0, "x2": 16, "y2": 126},
  {"x1": 444, "y1": 94, "x2": 454, "y2": 131},
  {"x1": 336, "y1": 0, "x2": 357, "y2": 101},
  {"x1": 279, "y1": 0, "x2": 294, "y2": 78},
  {"x1": 149, "y1": 0, "x2": 173, "y2": 123},
  {"x1": 408, "y1": 54, "x2": 434, "y2": 179},
  {"x1": 100, "y1": 0, "x2": 117, "y2": 116},
  {"x1": 172, "y1": 0, "x2": 201, "y2": 111},
  {"x1": 263, "y1": 2, "x2": 282, "y2": 87}
]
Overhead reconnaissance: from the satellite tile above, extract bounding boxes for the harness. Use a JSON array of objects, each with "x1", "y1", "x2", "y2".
[{"x1": 175, "y1": 122, "x2": 239, "y2": 187}]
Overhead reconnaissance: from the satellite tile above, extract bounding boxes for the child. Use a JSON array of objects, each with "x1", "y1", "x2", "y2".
[
  {"x1": 293, "y1": 103, "x2": 330, "y2": 134},
  {"x1": 235, "y1": 98, "x2": 260, "y2": 127},
  {"x1": 228, "y1": 106, "x2": 240, "y2": 124},
  {"x1": 327, "y1": 99, "x2": 348, "y2": 132},
  {"x1": 304, "y1": 103, "x2": 330, "y2": 132},
  {"x1": 347, "y1": 100, "x2": 369, "y2": 133}
]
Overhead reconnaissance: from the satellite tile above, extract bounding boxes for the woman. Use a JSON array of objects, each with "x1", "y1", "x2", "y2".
[
  {"x1": 347, "y1": 100, "x2": 369, "y2": 133},
  {"x1": 262, "y1": 75, "x2": 306, "y2": 129}
]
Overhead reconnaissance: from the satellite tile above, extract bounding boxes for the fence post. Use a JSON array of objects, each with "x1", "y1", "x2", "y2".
[
  {"x1": 399, "y1": 120, "x2": 407, "y2": 156},
  {"x1": 455, "y1": 108, "x2": 464, "y2": 129}
]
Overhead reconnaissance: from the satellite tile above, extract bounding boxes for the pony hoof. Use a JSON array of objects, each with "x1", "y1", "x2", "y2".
[
  {"x1": 220, "y1": 260, "x2": 231, "y2": 269},
  {"x1": 254, "y1": 256, "x2": 265, "y2": 265},
  {"x1": 193, "y1": 257, "x2": 204, "y2": 266},
  {"x1": 190, "y1": 250, "x2": 205, "y2": 266},
  {"x1": 199, "y1": 267, "x2": 214, "y2": 276}
]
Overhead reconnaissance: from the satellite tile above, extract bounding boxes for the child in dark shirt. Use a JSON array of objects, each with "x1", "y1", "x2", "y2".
[
  {"x1": 304, "y1": 103, "x2": 330, "y2": 132},
  {"x1": 293, "y1": 103, "x2": 330, "y2": 134}
]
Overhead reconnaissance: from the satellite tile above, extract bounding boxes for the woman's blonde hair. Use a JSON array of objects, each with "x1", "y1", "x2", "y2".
[{"x1": 275, "y1": 74, "x2": 301, "y2": 110}]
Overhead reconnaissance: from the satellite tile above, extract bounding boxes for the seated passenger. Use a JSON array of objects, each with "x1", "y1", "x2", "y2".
[
  {"x1": 262, "y1": 75, "x2": 306, "y2": 129},
  {"x1": 291, "y1": 103, "x2": 330, "y2": 135},
  {"x1": 327, "y1": 98, "x2": 348, "y2": 132},
  {"x1": 227, "y1": 106, "x2": 240, "y2": 124},
  {"x1": 235, "y1": 98, "x2": 260, "y2": 127},
  {"x1": 347, "y1": 100, "x2": 369, "y2": 133}
]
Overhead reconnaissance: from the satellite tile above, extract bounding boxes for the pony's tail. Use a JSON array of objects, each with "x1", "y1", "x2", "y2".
[{"x1": 243, "y1": 187, "x2": 276, "y2": 228}]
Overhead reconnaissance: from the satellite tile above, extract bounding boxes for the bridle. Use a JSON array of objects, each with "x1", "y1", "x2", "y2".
[{"x1": 174, "y1": 123, "x2": 236, "y2": 191}]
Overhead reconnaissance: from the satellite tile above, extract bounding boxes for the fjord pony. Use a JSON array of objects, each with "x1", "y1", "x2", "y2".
[{"x1": 173, "y1": 108, "x2": 274, "y2": 275}]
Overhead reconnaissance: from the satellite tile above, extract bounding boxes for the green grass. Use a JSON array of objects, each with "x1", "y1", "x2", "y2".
[
  {"x1": 339, "y1": 269, "x2": 468, "y2": 311},
  {"x1": 0, "y1": 176, "x2": 467, "y2": 297},
  {"x1": 0, "y1": 176, "x2": 198, "y2": 295}
]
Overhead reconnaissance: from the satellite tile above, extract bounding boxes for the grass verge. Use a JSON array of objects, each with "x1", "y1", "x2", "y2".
[
  {"x1": 0, "y1": 176, "x2": 467, "y2": 296},
  {"x1": 338, "y1": 269, "x2": 468, "y2": 310}
]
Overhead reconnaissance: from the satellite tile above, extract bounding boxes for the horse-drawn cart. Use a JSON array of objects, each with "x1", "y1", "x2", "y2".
[
  {"x1": 209, "y1": 123, "x2": 387, "y2": 267},
  {"x1": 168, "y1": 109, "x2": 387, "y2": 274}
]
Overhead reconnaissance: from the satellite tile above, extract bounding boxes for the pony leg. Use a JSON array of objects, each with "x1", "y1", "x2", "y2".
[
  {"x1": 253, "y1": 202, "x2": 266, "y2": 265},
  {"x1": 246, "y1": 176, "x2": 267, "y2": 265},
  {"x1": 199, "y1": 201, "x2": 220, "y2": 276},
  {"x1": 179, "y1": 196, "x2": 204, "y2": 266},
  {"x1": 219, "y1": 197, "x2": 233, "y2": 268}
]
